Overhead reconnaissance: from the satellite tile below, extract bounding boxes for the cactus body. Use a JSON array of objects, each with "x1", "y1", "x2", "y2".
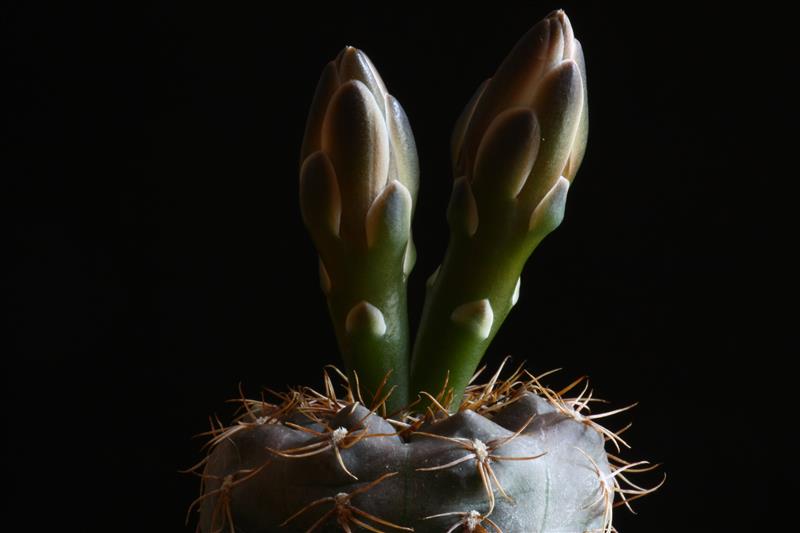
[{"x1": 191, "y1": 366, "x2": 657, "y2": 533}]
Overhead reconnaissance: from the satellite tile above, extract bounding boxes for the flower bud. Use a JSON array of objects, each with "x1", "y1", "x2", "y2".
[
  {"x1": 410, "y1": 11, "x2": 589, "y2": 405},
  {"x1": 299, "y1": 47, "x2": 419, "y2": 410},
  {"x1": 301, "y1": 47, "x2": 419, "y2": 247},
  {"x1": 452, "y1": 10, "x2": 587, "y2": 210}
]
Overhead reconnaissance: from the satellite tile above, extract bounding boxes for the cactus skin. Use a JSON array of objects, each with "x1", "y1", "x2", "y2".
[
  {"x1": 198, "y1": 402, "x2": 609, "y2": 532},
  {"x1": 191, "y1": 365, "x2": 652, "y2": 533}
]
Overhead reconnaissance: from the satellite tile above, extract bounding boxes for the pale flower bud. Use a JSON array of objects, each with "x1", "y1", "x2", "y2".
[
  {"x1": 452, "y1": 10, "x2": 588, "y2": 211},
  {"x1": 300, "y1": 47, "x2": 419, "y2": 247}
]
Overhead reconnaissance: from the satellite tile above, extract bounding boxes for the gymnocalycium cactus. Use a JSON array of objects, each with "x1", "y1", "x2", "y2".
[{"x1": 188, "y1": 10, "x2": 662, "y2": 533}]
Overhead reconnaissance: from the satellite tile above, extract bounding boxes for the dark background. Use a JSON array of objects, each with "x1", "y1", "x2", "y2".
[{"x1": 6, "y1": 2, "x2": 791, "y2": 531}]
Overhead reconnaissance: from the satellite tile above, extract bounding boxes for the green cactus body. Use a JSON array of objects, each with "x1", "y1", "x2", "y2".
[{"x1": 189, "y1": 10, "x2": 661, "y2": 533}]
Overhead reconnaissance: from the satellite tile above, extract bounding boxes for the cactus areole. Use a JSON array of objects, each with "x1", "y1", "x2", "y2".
[{"x1": 189, "y1": 10, "x2": 662, "y2": 533}]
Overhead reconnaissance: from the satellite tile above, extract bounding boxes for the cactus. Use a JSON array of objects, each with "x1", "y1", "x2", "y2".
[{"x1": 188, "y1": 10, "x2": 662, "y2": 533}]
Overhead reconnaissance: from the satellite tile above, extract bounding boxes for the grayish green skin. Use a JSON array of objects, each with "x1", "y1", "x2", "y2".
[{"x1": 199, "y1": 394, "x2": 610, "y2": 532}]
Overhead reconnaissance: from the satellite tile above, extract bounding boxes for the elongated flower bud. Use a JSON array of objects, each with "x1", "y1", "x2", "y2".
[
  {"x1": 301, "y1": 47, "x2": 419, "y2": 248},
  {"x1": 300, "y1": 47, "x2": 419, "y2": 410},
  {"x1": 453, "y1": 9, "x2": 587, "y2": 207},
  {"x1": 412, "y1": 10, "x2": 588, "y2": 408}
]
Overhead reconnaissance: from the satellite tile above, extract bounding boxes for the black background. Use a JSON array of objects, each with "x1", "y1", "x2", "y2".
[{"x1": 6, "y1": 2, "x2": 792, "y2": 531}]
